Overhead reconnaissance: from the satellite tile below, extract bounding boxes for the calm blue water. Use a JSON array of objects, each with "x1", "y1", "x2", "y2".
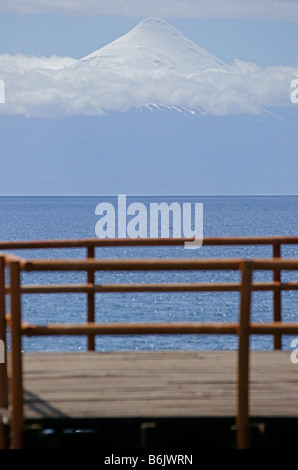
[{"x1": 1, "y1": 196, "x2": 298, "y2": 352}]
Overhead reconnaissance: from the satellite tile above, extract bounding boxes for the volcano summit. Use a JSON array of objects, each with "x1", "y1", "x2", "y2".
[{"x1": 82, "y1": 17, "x2": 231, "y2": 75}]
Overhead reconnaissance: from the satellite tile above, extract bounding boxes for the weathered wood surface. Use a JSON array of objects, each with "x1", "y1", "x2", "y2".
[{"x1": 7, "y1": 351, "x2": 298, "y2": 420}]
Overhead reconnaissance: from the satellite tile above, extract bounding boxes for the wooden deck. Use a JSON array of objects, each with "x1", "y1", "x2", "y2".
[{"x1": 13, "y1": 350, "x2": 298, "y2": 420}]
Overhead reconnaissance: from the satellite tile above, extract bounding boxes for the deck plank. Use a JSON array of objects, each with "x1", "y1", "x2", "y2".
[{"x1": 11, "y1": 350, "x2": 298, "y2": 420}]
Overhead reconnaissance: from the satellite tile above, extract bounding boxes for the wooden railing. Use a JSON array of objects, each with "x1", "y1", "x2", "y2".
[
  {"x1": 0, "y1": 235, "x2": 297, "y2": 350},
  {"x1": 0, "y1": 237, "x2": 298, "y2": 450}
]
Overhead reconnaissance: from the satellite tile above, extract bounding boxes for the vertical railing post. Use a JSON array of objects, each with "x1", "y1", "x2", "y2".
[
  {"x1": 0, "y1": 256, "x2": 9, "y2": 449},
  {"x1": 273, "y1": 242, "x2": 282, "y2": 350},
  {"x1": 9, "y1": 261, "x2": 24, "y2": 449},
  {"x1": 237, "y1": 261, "x2": 253, "y2": 449},
  {"x1": 87, "y1": 245, "x2": 95, "y2": 351}
]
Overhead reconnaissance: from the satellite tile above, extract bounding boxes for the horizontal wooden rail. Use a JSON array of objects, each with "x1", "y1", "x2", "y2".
[
  {"x1": 251, "y1": 259, "x2": 298, "y2": 270},
  {"x1": 0, "y1": 235, "x2": 297, "y2": 250},
  {"x1": 5, "y1": 281, "x2": 296, "y2": 294},
  {"x1": 202, "y1": 236, "x2": 298, "y2": 246},
  {"x1": 0, "y1": 238, "x2": 193, "y2": 249},
  {"x1": 18, "y1": 282, "x2": 242, "y2": 293},
  {"x1": 21, "y1": 321, "x2": 298, "y2": 338},
  {"x1": 19, "y1": 258, "x2": 243, "y2": 271},
  {"x1": 249, "y1": 323, "x2": 298, "y2": 335},
  {"x1": 21, "y1": 322, "x2": 239, "y2": 337},
  {"x1": 16, "y1": 257, "x2": 298, "y2": 273}
]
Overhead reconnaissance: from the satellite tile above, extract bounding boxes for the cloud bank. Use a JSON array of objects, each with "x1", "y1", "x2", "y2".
[
  {"x1": 1, "y1": 0, "x2": 298, "y2": 21},
  {"x1": 0, "y1": 52, "x2": 297, "y2": 118}
]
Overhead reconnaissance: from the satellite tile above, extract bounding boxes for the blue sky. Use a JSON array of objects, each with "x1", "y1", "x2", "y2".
[
  {"x1": 1, "y1": 14, "x2": 298, "y2": 66},
  {"x1": 0, "y1": 1, "x2": 298, "y2": 195}
]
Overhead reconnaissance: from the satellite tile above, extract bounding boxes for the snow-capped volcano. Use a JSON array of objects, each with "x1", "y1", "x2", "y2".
[
  {"x1": 1, "y1": 17, "x2": 297, "y2": 118},
  {"x1": 82, "y1": 17, "x2": 231, "y2": 75}
]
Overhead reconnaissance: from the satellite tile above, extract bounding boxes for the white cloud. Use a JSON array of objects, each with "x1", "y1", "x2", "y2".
[
  {"x1": 1, "y1": 0, "x2": 298, "y2": 21},
  {"x1": 0, "y1": 18, "x2": 297, "y2": 118},
  {"x1": 0, "y1": 52, "x2": 297, "y2": 118}
]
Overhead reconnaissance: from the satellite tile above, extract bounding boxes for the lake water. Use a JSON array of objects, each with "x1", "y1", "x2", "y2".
[{"x1": 0, "y1": 196, "x2": 297, "y2": 352}]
